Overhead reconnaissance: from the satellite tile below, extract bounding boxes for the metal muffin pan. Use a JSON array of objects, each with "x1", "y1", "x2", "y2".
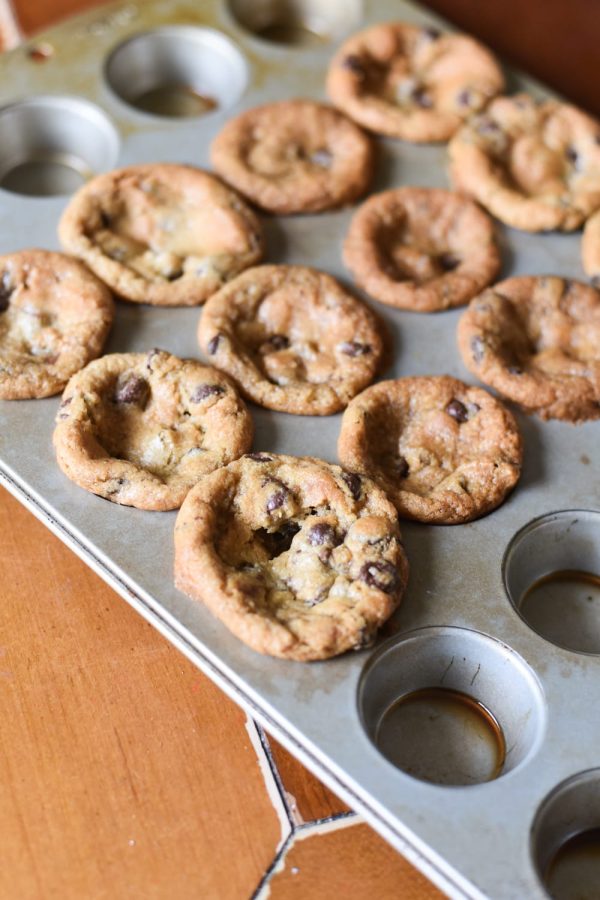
[{"x1": 0, "y1": 1, "x2": 598, "y2": 897}]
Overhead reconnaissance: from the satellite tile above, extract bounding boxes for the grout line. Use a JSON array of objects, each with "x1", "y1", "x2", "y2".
[
  {"x1": 0, "y1": 0, "x2": 23, "y2": 49},
  {"x1": 253, "y1": 722, "x2": 298, "y2": 829},
  {"x1": 295, "y1": 809, "x2": 358, "y2": 831},
  {"x1": 249, "y1": 830, "x2": 294, "y2": 900},
  {"x1": 244, "y1": 717, "x2": 292, "y2": 847}
]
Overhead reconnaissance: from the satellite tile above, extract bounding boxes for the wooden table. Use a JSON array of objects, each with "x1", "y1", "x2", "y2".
[{"x1": 0, "y1": 2, "x2": 597, "y2": 897}]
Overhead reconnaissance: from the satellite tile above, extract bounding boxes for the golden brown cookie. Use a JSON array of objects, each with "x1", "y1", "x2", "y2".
[
  {"x1": 582, "y1": 209, "x2": 600, "y2": 286},
  {"x1": 449, "y1": 94, "x2": 600, "y2": 232},
  {"x1": 338, "y1": 375, "x2": 522, "y2": 524},
  {"x1": 53, "y1": 350, "x2": 253, "y2": 510},
  {"x1": 457, "y1": 276, "x2": 600, "y2": 422},
  {"x1": 174, "y1": 453, "x2": 408, "y2": 660},
  {"x1": 0, "y1": 249, "x2": 113, "y2": 400},
  {"x1": 326, "y1": 22, "x2": 504, "y2": 143},
  {"x1": 58, "y1": 164, "x2": 264, "y2": 306},
  {"x1": 210, "y1": 99, "x2": 374, "y2": 213},
  {"x1": 198, "y1": 265, "x2": 383, "y2": 415},
  {"x1": 343, "y1": 187, "x2": 500, "y2": 312}
]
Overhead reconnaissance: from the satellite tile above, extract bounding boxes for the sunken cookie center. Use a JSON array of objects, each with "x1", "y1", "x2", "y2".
[{"x1": 377, "y1": 220, "x2": 460, "y2": 284}]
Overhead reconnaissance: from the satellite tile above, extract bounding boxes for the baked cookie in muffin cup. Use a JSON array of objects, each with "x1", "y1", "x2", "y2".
[
  {"x1": 582, "y1": 209, "x2": 600, "y2": 286},
  {"x1": 53, "y1": 349, "x2": 253, "y2": 510},
  {"x1": 59, "y1": 164, "x2": 264, "y2": 306},
  {"x1": 449, "y1": 94, "x2": 600, "y2": 232},
  {"x1": 343, "y1": 187, "x2": 500, "y2": 312},
  {"x1": 457, "y1": 276, "x2": 600, "y2": 421},
  {"x1": 0, "y1": 249, "x2": 113, "y2": 400},
  {"x1": 211, "y1": 99, "x2": 374, "y2": 214},
  {"x1": 198, "y1": 264, "x2": 383, "y2": 415},
  {"x1": 338, "y1": 375, "x2": 522, "y2": 525},
  {"x1": 326, "y1": 21, "x2": 504, "y2": 143},
  {"x1": 174, "y1": 453, "x2": 409, "y2": 660}
]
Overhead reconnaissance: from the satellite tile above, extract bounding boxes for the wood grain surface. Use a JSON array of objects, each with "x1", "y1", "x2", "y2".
[{"x1": 0, "y1": 1, "x2": 597, "y2": 898}]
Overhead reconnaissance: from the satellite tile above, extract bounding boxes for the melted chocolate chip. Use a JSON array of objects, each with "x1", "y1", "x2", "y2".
[
  {"x1": 207, "y1": 334, "x2": 222, "y2": 355},
  {"x1": 359, "y1": 561, "x2": 399, "y2": 594},
  {"x1": 258, "y1": 521, "x2": 300, "y2": 558},
  {"x1": 507, "y1": 365, "x2": 523, "y2": 375},
  {"x1": 114, "y1": 373, "x2": 149, "y2": 407},
  {"x1": 565, "y1": 146, "x2": 579, "y2": 167},
  {"x1": 100, "y1": 211, "x2": 112, "y2": 228},
  {"x1": 438, "y1": 252, "x2": 460, "y2": 272},
  {"x1": 457, "y1": 89, "x2": 472, "y2": 107},
  {"x1": 166, "y1": 267, "x2": 184, "y2": 282},
  {"x1": 305, "y1": 589, "x2": 328, "y2": 608},
  {"x1": 477, "y1": 118, "x2": 500, "y2": 136},
  {"x1": 412, "y1": 87, "x2": 432, "y2": 109},
  {"x1": 311, "y1": 149, "x2": 332, "y2": 168},
  {"x1": 471, "y1": 336, "x2": 486, "y2": 364},
  {"x1": 421, "y1": 26, "x2": 441, "y2": 40},
  {"x1": 0, "y1": 271, "x2": 13, "y2": 312},
  {"x1": 60, "y1": 396, "x2": 72, "y2": 408},
  {"x1": 246, "y1": 452, "x2": 273, "y2": 462},
  {"x1": 342, "y1": 54, "x2": 366, "y2": 79},
  {"x1": 266, "y1": 489, "x2": 288, "y2": 513},
  {"x1": 341, "y1": 471, "x2": 361, "y2": 500},
  {"x1": 268, "y1": 334, "x2": 290, "y2": 351},
  {"x1": 353, "y1": 626, "x2": 376, "y2": 650},
  {"x1": 191, "y1": 383, "x2": 225, "y2": 402},
  {"x1": 339, "y1": 341, "x2": 371, "y2": 357},
  {"x1": 395, "y1": 456, "x2": 409, "y2": 478},
  {"x1": 308, "y1": 523, "x2": 340, "y2": 547},
  {"x1": 445, "y1": 399, "x2": 468, "y2": 422}
]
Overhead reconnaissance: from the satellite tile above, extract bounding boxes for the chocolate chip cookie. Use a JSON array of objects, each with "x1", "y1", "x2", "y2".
[
  {"x1": 338, "y1": 376, "x2": 522, "y2": 524},
  {"x1": 53, "y1": 350, "x2": 253, "y2": 510},
  {"x1": 582, "y1": 209, "x2": 600, "y2": 285},
  {"x1": 210, "y1": 99, "x2": 374, "y2": 213},
  {"x1": 343, "y1": 188, "x2": 500, "y2": 312},
  {"x1": 198, "y1": 265, "x2": 383, "y2": 415},
  {"x1": 58, "y1": 164, "x2": 264, "y2": 306},
  {"x1": 174, "y1": 453, "x2": 408, "y2": 660},
  {"x1": 0, "y1": 249, "x2": 113, "y2": 400},
  {"x1": 449, "y1": 94, "x2": 600, "y2": 231},
  {"x1": 457, "y1": 276, "x2": 600, "y2": 422},
  {"x1": 326, "y1": 22, "x2": 504, "y2": 143}
]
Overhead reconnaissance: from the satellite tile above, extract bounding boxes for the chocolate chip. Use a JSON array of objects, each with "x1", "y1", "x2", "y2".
[
  {"x1": 341, "y1": 471, "x2": 361, "y2": 500},
  {"x1": 421, "y1": 26, "x2": 441, "y2": 40},
  {"x1": 395, "y1": 456, "x2": 409, "y2": 478},
  {"x1": 339, "y1": 341, "x2": 371, "y2": 357},
  {"x1": 305, "y1": 589, "x2": 328, "y2": 608},
  {"x1": 268, "y1": 334, "x2": 289, "y2": 351},
  {"x1": 412, "y1": 87, "x2": 432, "y2": 108},
  {"x1": 507, "y1": 365, "x2": 523, "y2": 375},
  {"x1": 166, "y1": 267, "x2": 184, "y2": 282},
  {"x1": 258, "y1": 521, "x2": 300, "y2": 558},
  {"x1": 114, "y1": 373, "x2": 149, "y2": 407},
  {"x1": 477, "y1": 118, "x2": 500, "y2": 136},
  {"x1": 266, "y1": 489, "x2": 288, "y2": 513},
  {"x1": 359, "y1": 561, "x2": 399, "y2": 594},
  {"x1": 246, "y1": 452, "x2": 273, "y2": 462},
  {"x1": 471, "y1": 336, "x2": 486, "y2": 364},
  {"x1": 191, "y1": 383, "x2": 225, "y2": 402},
  {"x1": 565, "y1": 146, "x2": 579, "y2": 167},
  {"x1": 353, "y1": 626, "x2": 376, "y2": 650},
  {"x1": 445, "y1": 399, "x2": 468, "y2": 422},
  {"x1": 0, "y1": 271, "x2": 13, "y2": 312},
  {"x1": 60, "y1": 396, "x2": 72, "y2": 408},
  {"x1": 438, "y1": 253, "x2": 460, "y2": 272},
  {"x1": 457, "y1": 89, "x2": 472, "y2": 107},
  {"x1": 342, "y1": 54, "x2": 366, "y2": 79},
  {"x1": 311, "y1": 149, "x2": 332, "y2": 168},
  {"x1": 308, "y1": 523, "x2": 340, "y2": 547},
  {"x1": 207, "y1": 334, "x2": 222, "y2": 355},
  {"x1": 100, "y1": 211, "x2": 112, "y2": 228}
]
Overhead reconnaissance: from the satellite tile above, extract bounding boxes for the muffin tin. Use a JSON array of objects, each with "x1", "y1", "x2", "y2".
[{"x1": 0, "y1": 1, "x2": 598, "y2": 897}]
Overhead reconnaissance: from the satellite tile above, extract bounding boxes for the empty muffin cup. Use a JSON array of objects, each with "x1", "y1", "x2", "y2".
[
  {"x1": 0, "y1": 96, "x2": 119, "y2": 197},
  {"x1": 358, "y1": 626, "x2": 545, "y2": 786},
  {"x1": 503, "y1": 510, "x2": 600, "y2": 654},
  {"x1": 227, "y1": 0, "x2": 363, "y2": 46},
  {"x1": 104, "y1": 27, "x2": 248, "y2": 118},
  {"x1": 532, "y1": 769, "x2": 600, "y2": 899}
]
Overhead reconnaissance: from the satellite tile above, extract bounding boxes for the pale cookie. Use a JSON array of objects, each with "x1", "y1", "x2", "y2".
[
  {"x1": 0, "y1": 249, "x2": 113, "y2": 400},
  {"x1": 449, "y1": 94, "x2": 600, "y2": 231},
  {"x1": 326, "y1": 22, "x2": 504, "y2": 143},
  {"x1": 59, "y1": 164, "x2": 264, "y2": 306},
  {"x1": 174, "y1": 453, "x2": 408, "y2": 660},
  {"x1": 338, "y1": 375, "x2": 522, "y2": 524},
  {"x1": 457, "y1": 276, "x2": 600, "y2": 422},
  {"x1": 198, "y1": 265, "x2": 383, "y2": 415},
  {"x1": 343, "y1": 187, "x2": 500, "y2": 312},
  {"x1": 53, "y1": 350, "x2": 253, "y2": 510},
  {"x1": 210, "y1": 99, "x2": 374, "y2": 214},
  {"x1": 582, "y1": 209, "x2": 600, "y2": 285}
]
